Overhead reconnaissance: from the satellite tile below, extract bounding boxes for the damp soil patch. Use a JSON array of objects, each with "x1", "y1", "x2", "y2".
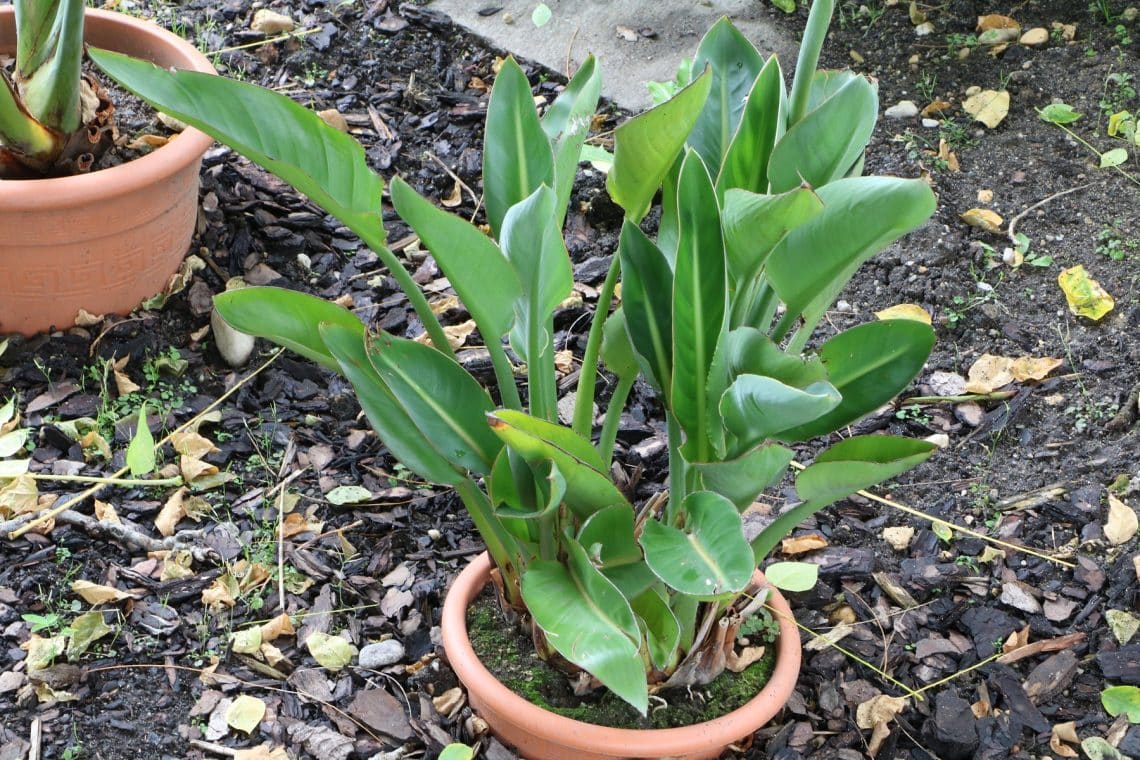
[{"x1": 465, "y1": 586, "x2": 777, "y2": 730}]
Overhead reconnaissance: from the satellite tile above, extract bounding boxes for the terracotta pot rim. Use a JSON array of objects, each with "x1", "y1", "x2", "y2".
[
  {"x1": 440, "y1": 551, "x2": 802, "y2": 757},
  {"x1": 0, "y1": 7, "x2": 216, "y2": 208}
]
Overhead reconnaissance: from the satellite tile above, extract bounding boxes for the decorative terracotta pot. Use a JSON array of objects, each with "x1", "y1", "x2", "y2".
[
  {"x1": 0, "y1": 8, "x2": 216, "y2": 337},
  {"x1": 441, "y1": 552, "x2": 802, "y2": 760}
]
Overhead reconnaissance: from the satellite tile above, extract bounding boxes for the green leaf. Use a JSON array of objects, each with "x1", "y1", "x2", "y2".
[
  {"x1": 439, "y1": 745, "x2": 475, "y2": 760},
  {"x1": 531, "y1": 3, "x2": 552, "y2": 27},
  {"x1": 617, "y1": 220, "x2": 674, "y2": 397},
  {"x1": 717, "y1": 55, "x2": 785, "y2": 195},
  {"x1": 483, "y1": 57, "x2": 555, "y2": 238},
  {"x1": 487, "y1": 410, "x2": 631, "y2": 518},
  {"x1": 640, "y1": 491, "x2": 754, "y2": 597},
  {"x1": 771, "y1": 0, "x2": 796, "y2": 11},
  {"x1": 719, "y1": 376, "x2": 841, "y2": 449},
  {"x1": 66, "y1": 611, "x2": 113, "y2": 660},
  {"x1": 631, "y1": 586, "x2": 681, "y2": 670},
  {"x1": 502, "y1": 185, "x2": 572, "y2": 362},
  {"x1": 306, "y1": 631, "x2": 358, "y2": 671},
  {"x1": 390, "y1": 177, "x2": 521, "y2": 341},
  {"x1": 764, "y1": 561, "x2": 818, "y2": 592},
  {"x1": 320, "y1": 324, "x2": 463, "y2": 485},
  {"x1": 1038, "y1": 102, "x2": 1082, "y2": 124},
  {"x1": 750, "y1": 435, "x2": 935, "y2": 562},
  {"x1": 125, "y1": 404, "x2": 155, "y2": 477},
  {"x1": 522, "y1": 540, "x2": 647, "y2": 715},
  {"x1": 226, "y1": 695, "x2": 267, "y2": 735},
  {"x1": 767, "y1": 177, "x2": 936, "y2": 324},
  {"x1": 578, "y1": 505, "x2": 656, "y2": 599},
  {"x1": 671, "y1": 150, "x2": 728, "y2": 461},
  {"x1": 721, "y1": 186, "x2": 823, "y2": 285},
  {"x1": 601, "y1": 308, "x2": 641, "y2": 380},
  {"x1": 542, "y1": 56, "x2": 601, "y2": 221},
  {"x1": 1101, "y1": 685, "x2": 1140, "y2": 723},
  {"x1": 0, "y1": 397, "x2": 14, "y2": 428},
  {"x1": 768, "y1": 75, "x2": 878, "y2": 193},
  {"x1": 775, "y1": 319, "x2": 936, "y2": 441},
  {"x1": 1081, "y1": 737, "x2": 1125, "y2": 760},
  {"x1": 213, "y1": 287, "x2": 364, "y2": 371},
  {"x1": 90, "y1": 49, "x2": 386, "y2": 245},
  {"x1": 687, "y1": 18, "x2": 766, "y2": 175},
  {"x1": 796, "y1": 435, "x2": 936, "y2": 505},
  {"x1": 607, "y1": 69, "x2": 712, "y2": 222},
  {"x1": 325, "y1": 485, "x2": 373, "y2": 505},
  {"x1": 1101, "y1": 147, "x2": 1129, "y2": 168},
  {"x1": 363, "y1": 331, "x2": 502, "y2": 475},
  {"x1": 0, "y1": 428, "x2": 28, "y2": 459},
  {"x1": 690, "y1": 442, "x2": 795, "y2": 510}
]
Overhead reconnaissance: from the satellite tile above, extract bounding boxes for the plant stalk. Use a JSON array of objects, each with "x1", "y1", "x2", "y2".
[
  {"x1": 597, "y1": 374, "x2": 635, "y2": 470},
  {"x1": 572, "y1": 256, "x2": 621, "y2": 438},
  {"x1": 787, "y1": 0, "x2": 836, "y2": 126}
]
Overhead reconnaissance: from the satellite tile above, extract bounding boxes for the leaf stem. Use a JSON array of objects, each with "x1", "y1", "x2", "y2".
[
  {"x1": 787, "y1": 0, "x2": 836, "y2": 126},
  {"x1": 598, "y1": 375, "x2": 635, "y2": 470},
  {"x1": 25, "y1": 474, "x2": 183, "y2": 487}
]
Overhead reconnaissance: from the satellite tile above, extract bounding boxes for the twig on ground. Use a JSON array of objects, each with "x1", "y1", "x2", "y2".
[{"x1": 1007, "y1": 182, "x2": 1094, "y2": 247}]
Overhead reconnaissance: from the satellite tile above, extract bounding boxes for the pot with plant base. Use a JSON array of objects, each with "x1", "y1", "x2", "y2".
[
  {"x1": 441, "y1": 552, "x2": 802, "y2": 760},
  {"x1": 0, "y1": 7, "x2": 216, "y2": 337}
]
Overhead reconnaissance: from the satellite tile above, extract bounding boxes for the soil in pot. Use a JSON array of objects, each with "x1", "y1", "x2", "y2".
[{"x1": 466, "y1": 586, "x2": 779, "y2": 730}]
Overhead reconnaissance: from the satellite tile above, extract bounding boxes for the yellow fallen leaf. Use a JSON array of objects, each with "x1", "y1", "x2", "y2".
[
  {"x1": 180, "y1": 454, "x2": 218, "y2": 483},
  {"x1": 938, "y1": 139, "x2": 960, "y2": 172},
  {"x1": 232, "y1": 627, "x2": 263, "y2": 654},
  {"x1": 280, "y1": 510, "x2": 324, "y2": 538},
  {"x1": 960, "y1": 207, "x2": 1003, "y2": 233},
  {"x1": 780, "y1": 534, "x2": 828, "y2": 555},
  {"x1": 1002, "y1": 625, "x2": 1030, "y2": 655},
  {"x1": 1009, "y1": 356, "x2": 1063, "y2": 382},
  {"x1": 874, "y1": 303, "x2": 932, "y2": 325},
  {"x1": 170, "y1": 430, "x2": 219, "y2": 458},
  {"x1": 112, "y1": 356, "x2": 140, "y2": 396},
  {"x1": 155, "y1": 487, "x2": 188, "y2": 537},
  {"x1": 1058, "y1": 265, "x2": 1114, "y2": 321},
  {"x1": 554, "y1": 349, "x2": 575, "y2": 375},
  {"x1": 1105, "y1": 494, "x2": 1138, "y2": 546},
  {"x1": 261, "y1": 613, "x2": 296, "y2": 642},
  {"x1": 259, "y1": 642, "x2": 287, "y2": 669},
  {"x1": 1050, "y1": 721, "x2": 1080, "y2": 758},
  {"x1": 921, "y1": 99, "x2": 952, "y2": 117},
  {"x1": 71, "y1": 580, "x2": 131, "y2": 605},
  {"x1": 226, "y1": 694, "x2": 267, "y2": 734},
  {"x1": 306, "y1": 631, "x2": 357, "y2": 671},
  {"x1": 962, "y1": 89, "x2": 1010, "y2": 128},
  {"x1": 965, "y1": 354, "x2": 1015, "y2": 393},
  {"x1": 429, "y1": 295, "x2": 460, "y2": 315},
  {"x1": 202, "y1": 573, "x2": 239, "y2": 611}
]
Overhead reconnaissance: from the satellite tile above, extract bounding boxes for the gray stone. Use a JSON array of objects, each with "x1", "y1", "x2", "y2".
[
  {"x1": 358, "y1": 639, "x2": 406, "y2": 669},
  {"x1": 1000, "y1": 581, "x2": 1042, "y2": 614}
]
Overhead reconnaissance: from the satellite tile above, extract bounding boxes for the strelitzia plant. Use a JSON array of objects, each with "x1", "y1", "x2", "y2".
[
  {"x1": 0, "y1": 0, "x2": 115, "y2": 176},
  {"x1": 92, "y1": 0, "x2": 937, "y2": 715}
]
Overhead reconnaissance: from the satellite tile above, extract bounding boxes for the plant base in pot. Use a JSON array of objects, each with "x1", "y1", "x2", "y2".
[
  {"x1": 0, "y1": 8, "x2": 216, "y2": 337},
  {"x1": 441, "y1": 553, "x2": 802, "y2": 760}
]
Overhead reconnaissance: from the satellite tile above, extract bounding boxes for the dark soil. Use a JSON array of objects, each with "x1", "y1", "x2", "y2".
[{"x1": 1, "y1": 0, "x2": 1139, "y2": 759}]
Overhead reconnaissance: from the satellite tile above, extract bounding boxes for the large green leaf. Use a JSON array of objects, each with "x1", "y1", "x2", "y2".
[
  {"x1": 89, "y1": 49, "x2": 386, "y2": 245},
  {"x1": 671, "y1": 150, "x2": 727, "y2": 462},
  {"x1": 617, "y1": 221, "x2": 674, "y2": 398},
  {"x1": 690, "y1": 442, "x2": 795, "y2": 511},
  {"x1": 777, "y1": 319, "x2": 935, "y2": 441},
  {"x1": 607, "y1": 69, "x2": 712, "y2": 222},
  {"x1": 389, "y1": 176, "x2": 522, "y2": 340},
  {"x1": 721, "y1": 186, "x2": 823, "y2": 286},
  {"x1": 213, "y1": 287, "x2": 364, "y2": 371},
  {"x1": 542, "y1": 55, "x2": 602, "y2": 224},
  {"x1": 483, "y1": 57, "x2": 554, "y2": 238},
  {"x1": 522, "y1": 539, "x2": 647, "y2": 714},
  {"x1": 487, "y1": 410, "x2": 630, "y2": 518},
  {"x1": 501, "y1": 185, "x2": 573, "y2": 367},
  {"x1": 363, "y1": 332, "x2": 502, "y2": 475},
  {"x1": 631, "y1": 586, "x2": 681, "y2": 670},
  {"x1": 750, "y1": 435, "x2": 935, "y2": 561},
  {"x1": 796, "y1": 435, "x2": 936, "y2": 505},
  {"x1": 768, "y1": 73, "x2": 877, "y2": 193},
  {"x1": 766, "y1": 177, "x2": 937, "y2": 323},
  {"x1": 719, "y1": 376, "x2": 841, "y2": 450},
  {"x1": 687, "y1": 18, "x2": 766, "y2": 175},
  {"x1": 640, "y1": 491, "x2": 754, "y2": 597},
  {"x1": 578, "y1": 505, "x2": 656, "y2": 599},
  {"x1": 717, "y1": 55, "x2": 785, "y2": 195},
  {"x1": 319, "y1": 324, "x2": 461, "y2": 485}
]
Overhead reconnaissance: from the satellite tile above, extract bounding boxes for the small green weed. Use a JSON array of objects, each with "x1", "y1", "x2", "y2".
[{"x1": 1097, "y1": 225, "x2": 1139, "y2": 260}]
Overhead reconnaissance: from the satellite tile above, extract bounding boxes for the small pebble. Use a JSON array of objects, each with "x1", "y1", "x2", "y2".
[
  {"x1": 1019, "y1": 28, "x2": 1049, "y2": 46},
  {"x1": 922, "y1": 118, "x2": 939, "y2": 128},
  {"x1": 885, "y1": 100, "x2": 919, "y2": 119},
  {"x1": 914, "y1": 22, "x2": 934, "y2": 36},
  {"x1": 358, "y1": 639, "x2": 406, "y2": 669},
  {"x1": 835, "y1": 299, "x2": 853, "y2": 313}
]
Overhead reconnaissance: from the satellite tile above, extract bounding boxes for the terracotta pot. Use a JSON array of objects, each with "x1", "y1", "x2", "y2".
[
  {"x1": 441, "y1": 552, "x2": 802, "y2": 760},
  {"x1": 0, "y1": 8, "x2": 216, "y2": 337}
]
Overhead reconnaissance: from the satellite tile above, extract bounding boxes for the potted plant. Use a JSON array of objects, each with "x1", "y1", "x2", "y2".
[
  {"x1": 0, "y1": 0, "x2": 216, "y2": 336},
  {"x1": 93, "y1": 0, "x2": 938, "y2": 755}
]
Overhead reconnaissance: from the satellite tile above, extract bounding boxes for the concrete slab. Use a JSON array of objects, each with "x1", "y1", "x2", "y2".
[{"x1": 425, "y1": 0, "x2": 800, "y2": 110}]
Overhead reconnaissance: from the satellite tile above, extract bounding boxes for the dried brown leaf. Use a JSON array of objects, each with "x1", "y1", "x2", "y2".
[
  {"x1": 155, "y1": 487, "x2": 188, "y2": 537},
  {"x1": 856, "y1": 695, "x2": 907, "y2": 729},
  {"x1": 960, "y1": 207, "x2": 1004, "y2": 233},
  {"x1": 1105, "y1": 494, "x2": 1139, "y2": 546},
  {"x1": 1050, "y1": 721, "x2": 1080, "y2": 758},
  {"x1": 71, "y1": 579, "x2": 131, "y2": 605},
  {"x1": 780, "y1": 534, "x2": 828, "y2": 555}
]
